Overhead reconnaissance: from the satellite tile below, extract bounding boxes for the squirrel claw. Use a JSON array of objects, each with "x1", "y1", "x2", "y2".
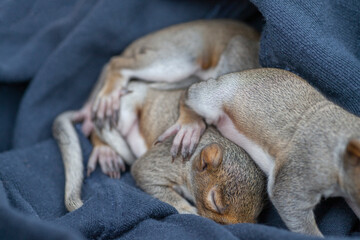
[{"x1": 153, "y1": 140, "x2": 160, "y2": 146}]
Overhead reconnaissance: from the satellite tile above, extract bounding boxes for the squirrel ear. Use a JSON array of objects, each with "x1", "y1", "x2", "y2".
[
  {"x1": 199, "y1": 143, "x2": 223, "y2": 171},
  {"x1": 345, "y1": 139, "x2": 360, "y2": 166}
]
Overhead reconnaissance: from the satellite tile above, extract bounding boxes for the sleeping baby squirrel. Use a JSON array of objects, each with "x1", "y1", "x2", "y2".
[{"x1": 161, "y1": 68, "x2": 360, "y2": 236}]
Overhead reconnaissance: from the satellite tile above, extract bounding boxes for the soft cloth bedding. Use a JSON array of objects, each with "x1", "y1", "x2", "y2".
[{"x1": 0, "y1": 0, "x2": 359, "y2": 239}]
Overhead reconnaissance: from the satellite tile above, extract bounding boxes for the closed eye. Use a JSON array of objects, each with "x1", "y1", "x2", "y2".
[
  {"x1": 211, "y1": 190, "x2": 221, "y2": 212},
  {"x1": 207, "y1": 187, "x2": 224, "y2": 214}
]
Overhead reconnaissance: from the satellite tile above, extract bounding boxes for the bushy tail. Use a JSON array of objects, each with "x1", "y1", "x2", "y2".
[{"x1": 53, "y1": 111, "x2": 84, "y2": 211}]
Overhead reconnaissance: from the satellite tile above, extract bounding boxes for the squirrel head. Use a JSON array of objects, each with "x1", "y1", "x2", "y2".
[{"x1": 191, "y1": 141, "x2": 266, "y2": 224}]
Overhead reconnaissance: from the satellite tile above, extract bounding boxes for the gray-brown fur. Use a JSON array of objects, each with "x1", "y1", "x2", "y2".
[
  {"x1": 132, "y1": 86, "x2": 266, "y2": 223},
  {"x1": 184, "y1": 68, "x2": 360, "y2": 235},
  {"x1": 139, "y1": 89, "x2": 182, "y2": 146}
]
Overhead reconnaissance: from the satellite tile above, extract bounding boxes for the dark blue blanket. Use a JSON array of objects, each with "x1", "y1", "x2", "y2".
[{"x1": 0, "y1": 0, "x2": 359, "y2": 239}]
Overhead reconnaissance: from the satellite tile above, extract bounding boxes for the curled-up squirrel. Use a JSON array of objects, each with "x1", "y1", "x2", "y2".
[
  {"x1": 53, "y1": 81, "x2": 266, "y2": 224},
  {"x1": 163, "y1": 68, "x2": 360, "y2": 236},
  {"x1": 75, "y1": 19, "x2": 259, "y2": 137}
]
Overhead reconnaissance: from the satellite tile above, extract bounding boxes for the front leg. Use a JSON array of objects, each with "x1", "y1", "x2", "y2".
[
  {"x1": 269, "y1": 162, "x2": 323, "y2": 236},
  {"x1": 131, "y1": 143, "x2": 197, "y2": 215},
  {"x1": 156, "y1": 92, "x2": 206, "y2": 160},
  {"x1": 145, "y1": 184, "x2": 197, "y2": 214},
  {"x1": 132, "y1": 162, "x2": 197, "y2": 214}
]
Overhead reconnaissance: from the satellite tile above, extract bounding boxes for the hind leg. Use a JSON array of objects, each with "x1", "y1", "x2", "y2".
[
  {"x1": 88, "y1": 132, "x2": 126, "y2": 179},
  {"x1": 268, "y1": 161, "x2": 323, "y2": 236},
  {"x1": 92, "y1": 48, "x2": 200, "y2": 127},
  {"x1": 89, "y1": 121, "x2": 138, "y2": 179}
]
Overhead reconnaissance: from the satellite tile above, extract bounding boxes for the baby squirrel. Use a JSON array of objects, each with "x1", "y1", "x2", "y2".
[
  {"x1": 75, "y1": 19, "x2": 259, "y2": 138},
  {"x1": 162, "y1": 68, "x2": 360, "y2": 236}
]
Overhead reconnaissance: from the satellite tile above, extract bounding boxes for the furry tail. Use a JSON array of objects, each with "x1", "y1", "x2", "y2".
[{"x1": 53, "y1": 111, "x2": 84, "y2": 211}]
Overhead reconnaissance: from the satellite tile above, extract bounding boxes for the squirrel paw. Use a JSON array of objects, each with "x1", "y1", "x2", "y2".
[
  {"x1": 87, "y1": 145, "x2": 126, "y2": 179},
  {"x1": 156, "y1": 120, "x2": 206, "y2": 161},
  {"x1": 177, "y1": 205, "x2": 198, "y2": 215},
  {"x1": 92, "y1": 88, "x2": 132, "y2": 129}
]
